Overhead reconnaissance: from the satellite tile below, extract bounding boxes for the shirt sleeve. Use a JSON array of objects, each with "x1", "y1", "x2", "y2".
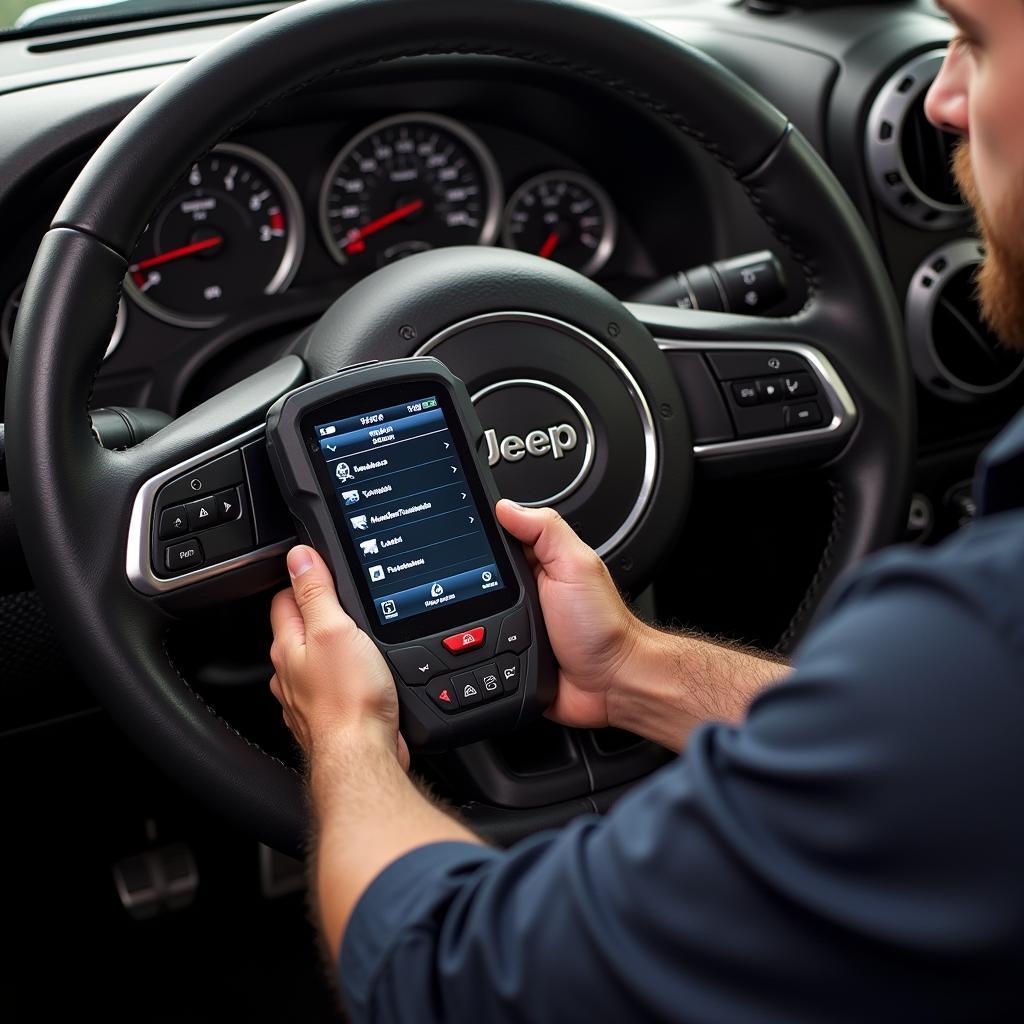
[{"x1": 340, "y1": 527, "x2": 1024, "y2": 1024}]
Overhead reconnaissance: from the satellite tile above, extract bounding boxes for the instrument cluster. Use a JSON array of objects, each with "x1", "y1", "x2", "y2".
[{"x1": 104, "y1": 111, "x2": 619, "y2": 331}]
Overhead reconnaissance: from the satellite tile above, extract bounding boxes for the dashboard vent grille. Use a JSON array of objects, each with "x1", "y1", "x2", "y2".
[
  {"x1": 931, "y1": 267, "x2": 1022, "y2": 390},
  {"x1": 906, "y1": 239, "x2": 1024, "y2": 401},
  {"x1": 900, "y1": 93, "x2": 962, "y2": 210},
  {"x1": 866, "y1": 50, "x2": 970, "y2": 231}
]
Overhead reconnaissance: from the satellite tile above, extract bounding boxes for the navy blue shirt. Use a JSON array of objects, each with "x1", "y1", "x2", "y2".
[{"x1": 340, "y1": 412, "x2": 1024, "y2": 1023}]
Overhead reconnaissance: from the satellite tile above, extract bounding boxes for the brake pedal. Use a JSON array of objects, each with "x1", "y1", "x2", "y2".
[{"x1": 111, "y1": 843, "x2": 198, "y2": 920}]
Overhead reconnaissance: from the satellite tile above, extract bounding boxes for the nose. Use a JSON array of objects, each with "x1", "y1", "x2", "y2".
[{"x1": 924, "y1": 47, "x2": 969, "y2": 137}]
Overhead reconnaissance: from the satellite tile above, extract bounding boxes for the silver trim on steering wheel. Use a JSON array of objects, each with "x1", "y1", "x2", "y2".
[
  {"x1": 126, "y1": 424, "x2": 292, "y2": 595},
  {"x1": 654, "y1": 338, "x2": 857, "y2": 456}
]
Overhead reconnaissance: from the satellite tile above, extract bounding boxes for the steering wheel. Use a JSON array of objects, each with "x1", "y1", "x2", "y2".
[{"x1": 6, "y1": 0, "x2": 912, "y2": 856}]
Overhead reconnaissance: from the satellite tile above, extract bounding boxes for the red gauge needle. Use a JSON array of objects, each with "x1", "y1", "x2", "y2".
[
  {"x1": 345, "y1": 199, "x2": 424, "y2": 254},
  {"x1": 129, "y1": 235, "x2": 224, "y2": 274},
  {"x1": 538, "y1": 232, "x2": 560, "y2": 259}
]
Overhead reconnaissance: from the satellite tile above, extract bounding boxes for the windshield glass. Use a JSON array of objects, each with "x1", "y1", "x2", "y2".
[
  {"x1": 0, "y1": 0, "x2": 280, "y2": 32},
  {"x1": 0, "y1": 0, "x2": 950, "y2": 38}
]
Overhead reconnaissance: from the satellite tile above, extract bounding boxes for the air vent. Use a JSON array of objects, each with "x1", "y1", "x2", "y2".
[
  {"x1": 905, "y1": 239, "x2": 1024, "y2": 401},
  {"x1": 866, "y1": 50, "x2": 970, "y2": 231}
]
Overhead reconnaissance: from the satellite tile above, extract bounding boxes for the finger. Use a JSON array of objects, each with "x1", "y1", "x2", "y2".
[
  {"x1": 495, "y1": 500, "x2": 598, "y2": 582},
  {"x1": 286, "y1": 545, "x2": 347, "y2": 642},
  {"x1": 270, "y1": 588, "x2": 306, "y2": 651}
]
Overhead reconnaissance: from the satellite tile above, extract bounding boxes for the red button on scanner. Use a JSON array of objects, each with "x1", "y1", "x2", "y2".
[{"x1": 442, "y1": 627, "x2": 485, "y2": 654}]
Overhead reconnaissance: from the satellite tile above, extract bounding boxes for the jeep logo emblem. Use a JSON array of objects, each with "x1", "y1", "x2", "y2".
[
  {"x1": 471, "y1": 379, "x2": 595, "y2": 507},
  {"x1": 484, "y1": 423, "x2": 578, "y2": 466}
]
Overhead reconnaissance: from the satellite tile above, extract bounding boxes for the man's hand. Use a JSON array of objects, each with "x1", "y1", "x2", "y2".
[
  {"x1": 268, "y1": 545, "x2": 480, "y2": 962},
  {"x1": 497, "y1": 499, "x2": 788, "y2": 750},
  {"x1": 496, "y1": 499, "x2": 643, "y2": 729},
  {"x1": 269, "y1": 544, "x2": 409, "y2": 773}
]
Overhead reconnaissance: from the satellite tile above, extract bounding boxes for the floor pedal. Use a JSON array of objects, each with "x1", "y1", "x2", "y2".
[{"x1": 111, "y1": 843, "x2": 198, "y2": 920}]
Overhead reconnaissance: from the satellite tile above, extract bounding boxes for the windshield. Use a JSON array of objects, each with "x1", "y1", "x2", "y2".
[
  {"x1": 1, "y1": 0, "x2": 283, "y2": 32},
  {"x1": 0, "y1": 0, "x2": 948, "y2": 38}
]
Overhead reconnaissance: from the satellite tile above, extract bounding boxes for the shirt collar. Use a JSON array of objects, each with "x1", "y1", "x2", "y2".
[{"x1": 975, "y1": 406, "x2": 1024, "y2": 516}]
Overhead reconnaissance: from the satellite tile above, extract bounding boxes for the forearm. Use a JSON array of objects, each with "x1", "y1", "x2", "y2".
[
  {"x1": 310, "y1": 730, "x2": 482, "y2": 963},
  {"x1": 608, "y1": 624, "x2": 789, "y2": 752}
]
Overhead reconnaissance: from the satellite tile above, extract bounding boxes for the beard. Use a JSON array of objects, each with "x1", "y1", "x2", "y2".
[{"x1": 952, "y1": 141, "x2": 1024, "y2": 348}]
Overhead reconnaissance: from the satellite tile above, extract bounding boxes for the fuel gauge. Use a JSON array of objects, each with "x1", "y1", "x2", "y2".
[{"x1": 502, "y1": 170, "x2": 616, "y2": 277}]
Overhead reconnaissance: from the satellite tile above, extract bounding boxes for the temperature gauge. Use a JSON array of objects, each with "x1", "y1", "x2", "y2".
[{"x1": 502, "y1": 170, "x2": 617, "y2": 277}]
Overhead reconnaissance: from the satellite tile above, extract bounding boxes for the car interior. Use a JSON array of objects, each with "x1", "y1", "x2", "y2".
[{"x1": 2, "y1": 0, "x2": 1003, "y2": 1017}]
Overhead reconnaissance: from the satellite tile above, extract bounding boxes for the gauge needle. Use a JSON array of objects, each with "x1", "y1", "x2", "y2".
[
  {"x1": 345, "y1": 199, "x2": 424, "y2": 254},
  {"x1": 538, "y1": 232, "x2": 560, "y2": 259},
  {"x1": 129, "y1": 235, "x2": 224, "y2": 275}
]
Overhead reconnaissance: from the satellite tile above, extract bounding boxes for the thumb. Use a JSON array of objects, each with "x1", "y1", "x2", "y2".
[
  {"x1": 287, "y1": 545, "x2": 344, "y2": 637},
  {"x1": 495, "y1": 499, "x2": 599, "y2": 582}
]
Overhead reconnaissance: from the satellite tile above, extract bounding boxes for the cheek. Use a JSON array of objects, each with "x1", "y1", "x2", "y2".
[{"x1": 969, "y1": 52, "x2": 1024, "y2": 216}]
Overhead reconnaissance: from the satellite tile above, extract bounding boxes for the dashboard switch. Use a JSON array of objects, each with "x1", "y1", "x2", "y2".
[
  {"x1": 214, "y1": 488, "x2": 240, "y2": 523},
  {"x1": 165, "y1": 538, "x2": 204, "y2": 572},
  {"x1": 159, "y1": 505, "x2": 189, "y2": 540},
  {"x1": 159, "y1": 450, "x2": 243, "y2": 506},
  {"x1": 186, "y1": 495, "x2": 218, "y2": 531},
  {"x1": 756, "y1": 378, "x2": 783, "y2": 403},
  {"x1": 707, "y1": 351, "x2": 808, "y2": 381},
  {"x1": 780, "y1": 372, "x2": 817, "y2": 399},
  {"x1": 442, "y1": 627, "x2": 485, "y2": 654},
  {"x1": 731, "y1": 381, "x2": 758, "y2": 407},
  {"x1": 784, "y1": 402, "x2": 824, "y2": 429}
]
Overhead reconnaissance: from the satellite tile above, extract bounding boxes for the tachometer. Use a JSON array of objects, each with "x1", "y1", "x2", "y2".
[
  {"x1": 125, "y1": 143, "x2": 304, "y2": 328},
  {"x1": 502, "y1": 170, "x2": 616, "y2": 277},
  {"x1": 319, "y1": 113, "x2": 502, "y2": 267}
]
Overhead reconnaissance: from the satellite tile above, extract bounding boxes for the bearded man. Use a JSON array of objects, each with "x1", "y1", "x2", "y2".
[{"x1": 267, "y1": 2, "x2": 1024, "y2": 1020}]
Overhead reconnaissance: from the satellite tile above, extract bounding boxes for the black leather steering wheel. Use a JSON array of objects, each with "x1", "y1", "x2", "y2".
[{"x1": 5, "y1": 0, "x2": 913, "y2": 856}]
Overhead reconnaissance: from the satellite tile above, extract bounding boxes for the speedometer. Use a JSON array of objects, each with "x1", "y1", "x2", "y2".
[{"x1": 319, "y1": 113, "x2": 502, "y2": 267}]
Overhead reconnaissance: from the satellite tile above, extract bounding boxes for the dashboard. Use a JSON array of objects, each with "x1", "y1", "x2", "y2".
[
  {"x1": 0, "y1": 0, "x2": 1019, "y2": 718},
  {"x1": 0, "y1": 66, "x2": 724, "y2": 419}
]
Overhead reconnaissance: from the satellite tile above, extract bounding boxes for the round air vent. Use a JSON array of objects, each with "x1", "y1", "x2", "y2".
[
  {"x1": 905, "y1": 239, "x2": 1024, "y2": 401},
  {"x1": 865, "y1": 49, "x2": 971, "y2": 230}
]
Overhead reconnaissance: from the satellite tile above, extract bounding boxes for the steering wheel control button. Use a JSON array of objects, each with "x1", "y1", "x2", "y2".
[
  {"x1": 496, "y1": 608, "x2": 531, "y2": 655},
  {"x1": 784, "y1": 402, "x2": 824, "y2": 430},
  {"x1": 781, "y1": 372, "x2": 817, "y2": 399},
  {"x1": 453, "y1": 671, "x2": 484, "y2": 707},
  {"x1": 214, "y1": 488, "x2": 240, "y2": 523},
  {"x1": 158, "y1": 505, "x2": 189, "y2": 539},
  {"x1": 755, "y1": 378, "x2": 783, "y2": 403},
  {"x1": 388, "y1": 646, "x2": 446, "y2": 686},
  {"x1": 495, "y1": 653, "x2": 521, "y2": 695},
  {"x1": 186, "y1": 495, "x2": 218, "y2": 531},
  {"x1": 473, "y1": 663, "x2": 503, "y2": 701},
  {"x1": 159, "y1": 450, "x2": 244, "y2": 506},
  {"x1": 442, "y1": 626, "x2": 485, "y2": 654},
  {"x1": 165, "y1": 538, "x2": 204, "y2": 572},
  {"x1": 426, "y1": 676, "x2": 460, "y2": 713},
  {"x1": 726, "y1": 402, "x2": 787, "y2": 438},
  {"x1": 707, "y1": 351, "x2": 807, "y2": 381},
  {"x1": 730, "y1": 381, "x2": 758, "y2": 407}
]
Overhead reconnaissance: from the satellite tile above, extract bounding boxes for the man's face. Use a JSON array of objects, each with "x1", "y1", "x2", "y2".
[{"x1": 925, "y1": 0, "x2": 1024, "y2": 345}]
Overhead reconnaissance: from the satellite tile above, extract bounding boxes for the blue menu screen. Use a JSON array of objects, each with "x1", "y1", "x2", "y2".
[{"x1": 313, "y1": 394, "x2": 508, "y2": 626}]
